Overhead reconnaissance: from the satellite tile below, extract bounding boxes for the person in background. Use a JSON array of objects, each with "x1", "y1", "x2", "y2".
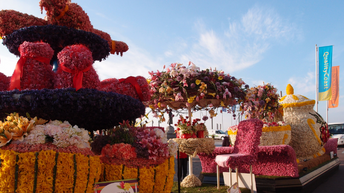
[{"x1": 177, "y1": 151, "x2": 188, "y2": 180}]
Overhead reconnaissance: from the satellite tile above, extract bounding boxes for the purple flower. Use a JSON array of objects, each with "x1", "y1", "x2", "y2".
[
  {"x1": 190, "y1": 83, "x2": 196, "y2": 88},
  {"x1": 203, "y1": 77, "x2": 209, "y2": 82}
]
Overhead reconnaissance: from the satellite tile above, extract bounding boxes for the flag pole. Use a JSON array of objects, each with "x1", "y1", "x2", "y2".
[
  {"x1": 315, "y1": 44, "x2": 319, "y2": 112},
  {"x1": 326, "y1": 101, "x2": 328, "y2": 123}
]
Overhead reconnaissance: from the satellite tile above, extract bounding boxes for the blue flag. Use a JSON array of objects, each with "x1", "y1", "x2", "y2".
[{"x1": 318, "y1": 45, "x2": 333, "y2": 101}]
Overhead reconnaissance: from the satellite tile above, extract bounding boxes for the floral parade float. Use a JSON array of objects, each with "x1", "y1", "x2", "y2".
[
  {"x1": 147, "y1": 62, "x2": 249, "y2": 187},
  {"x1": 0, "y1": 0, "x2": 177, "y2": 192},
  {"x1": 198, "y1": 84, "x2": 338, "y2": 192}
]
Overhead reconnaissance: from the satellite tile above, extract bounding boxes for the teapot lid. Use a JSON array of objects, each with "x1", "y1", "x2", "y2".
[{"x1": 279, "y1": 84, "x2": 315, "y2": 108}]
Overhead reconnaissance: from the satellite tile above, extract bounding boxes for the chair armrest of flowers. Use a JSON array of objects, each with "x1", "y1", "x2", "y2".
[
  {"x1": 324, "y1": 138, "x2": 338, "y2": 155},
  {"x1": 198, "y1": 145, "x2": 299, "y2": 177},
  {"x1": 198, "y1": 147, "x2": 234, "y2": 173}
]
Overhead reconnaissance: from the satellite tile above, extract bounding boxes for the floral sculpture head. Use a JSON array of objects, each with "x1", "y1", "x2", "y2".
[
  {"x1": 55, "y1": 44, "x2": 100, "y2": 90},
  {"x1": 39, "y1": 0, "x2": 128, "y2": 55},
  {"x1": 40, "y1": 0, "x2": 93, "y2": 31}
]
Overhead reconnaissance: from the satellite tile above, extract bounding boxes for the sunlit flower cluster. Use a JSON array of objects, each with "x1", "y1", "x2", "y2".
[
  {"x1": 147, "y1": 62, "x2": 248, "y2": 116},
  {"x1": 244, "y1": 83, "x2": 280, "y2": 122},
  {"x1": 0, "y1": 113, "x2": 47, "y2": 147}
]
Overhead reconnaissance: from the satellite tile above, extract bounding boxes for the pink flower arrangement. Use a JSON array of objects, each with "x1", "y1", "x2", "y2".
[
  {"x1": 92, "y1": 122, "x2": 175, "y2": 168},
  {"x1": 101, "y1": 143, "x2": 137, "y2": 161},
  {"x1": 147, "y1": 62, "x2": 248, "y2": 113},
  {"x1": 244, "y1": 83, "x2": 280, "y2": 122}
]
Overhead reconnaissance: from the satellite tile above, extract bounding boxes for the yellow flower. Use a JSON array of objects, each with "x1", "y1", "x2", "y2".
[
  {"x1": 218, "y1": 76, "x2": 223, "y2": 80},
  {"x1": 187, "y1": 96, "x2": 196, "y2": 103},
  {"x1": 265, "y1": 97, "x2": 271, "y2": 103},
  {"x1": 147, "y1": 79, "x2": 151, "y2": 84},
  {"x1": 195, "y1": 79, "x2": 201, "y2": 85},
  {"x1": 124, "y1": 183, "x2": 131, "y2": 190},
  {"x1": 159, "y1": 87, "x2": 165, "y2": 93},
  {"x1": 208, "y1": 93, "x2": 216, "y2": 97},
  {"x1": 166, "y1": 86, "x2": 173, "y2": 94}
]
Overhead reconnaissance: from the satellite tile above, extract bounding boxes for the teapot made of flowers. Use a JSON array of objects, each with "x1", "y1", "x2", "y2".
[{"x1": 279, "y1": 84, "x2": 329, "y2": 162}]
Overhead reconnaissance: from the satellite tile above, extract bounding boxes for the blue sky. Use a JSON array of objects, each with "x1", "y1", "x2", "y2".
[{"x1": 1, "y1": 0, "x2": 343, "y2": 130}]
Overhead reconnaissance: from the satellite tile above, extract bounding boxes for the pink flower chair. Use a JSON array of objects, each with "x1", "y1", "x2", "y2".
[{"x1": 215, "y1": 119, "x2": 263, "y2": 192}]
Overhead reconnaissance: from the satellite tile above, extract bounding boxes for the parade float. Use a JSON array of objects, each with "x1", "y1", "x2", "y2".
[
  {"x1": 0, "y1": 0, "x2": 177, "y2": 192},
  {"x1": 198, "y1": 84, "x2": 338, "y2": 192}
]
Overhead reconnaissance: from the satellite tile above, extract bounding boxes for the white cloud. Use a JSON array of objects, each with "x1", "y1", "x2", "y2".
[
  {"x1": 287, "y1": 72, "x2": 315, "y2": 95},
  {"x1": 177, "y1": 5, "x2": 299, "y2": 74},
  {"x1": 93, "y1": 42, "x2": 162, "y2": 80}
]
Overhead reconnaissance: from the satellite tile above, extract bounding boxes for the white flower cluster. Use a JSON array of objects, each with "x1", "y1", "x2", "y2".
[
  {"x1": 24, "y1": 120, "x2": 90, "y2": 148},
  {"x1": 154, "y1": 128, "x2": 168, "y2": 143},
  {"x1": 167, "y1": 139, "x2": 178, "y2": 157}
]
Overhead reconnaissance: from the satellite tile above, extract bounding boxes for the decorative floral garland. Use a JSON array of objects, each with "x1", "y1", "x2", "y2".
[
  {"x1": 2, "y1": 25, "x2": 110, "y2": 62},
  {"x1": 0, "y1": 88, "x2": 145, "y2": 132},
  {"x1": 0, "y1": 149, "x2": 102, "y2": 193}
]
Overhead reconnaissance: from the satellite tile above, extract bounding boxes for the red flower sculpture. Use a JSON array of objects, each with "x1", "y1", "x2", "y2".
[
  {"x1": 9, "y1": 41, "x2": 54, "y2": 91},
  {"x1": 39, "y1": 0, "x2": 128, "y2": 55},
  {"x1": 0, "y1": 72, "x2": 10, "y2": 91},
  {"x1": 55, "y1": 44, "x2": 100, "y2": 90},
  {"x1": 100, "y1": 76, "x2": 151, "y2": 102}
]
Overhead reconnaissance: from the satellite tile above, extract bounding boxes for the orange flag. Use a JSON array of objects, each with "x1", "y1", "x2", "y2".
[{"x1": 328, "y1": 66, "x2": 340, "y2": 108}]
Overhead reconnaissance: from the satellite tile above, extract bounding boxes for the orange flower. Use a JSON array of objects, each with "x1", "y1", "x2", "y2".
[{"x1": 0, "y1": 130, "x2": 12, "y2": 147}]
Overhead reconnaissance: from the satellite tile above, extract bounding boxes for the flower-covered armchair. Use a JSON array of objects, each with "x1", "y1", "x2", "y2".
[{"x1": 215, "y1": 119, "x2": 263, "y2": 192}]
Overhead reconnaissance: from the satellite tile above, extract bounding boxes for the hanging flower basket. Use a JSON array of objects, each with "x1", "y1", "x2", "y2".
[
  {"x1": 100, "y1": 157, "x2": 175, "y2": 193},
  {"x1": 0, "y1": 149, "x2": 102, "y2": 193}
]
